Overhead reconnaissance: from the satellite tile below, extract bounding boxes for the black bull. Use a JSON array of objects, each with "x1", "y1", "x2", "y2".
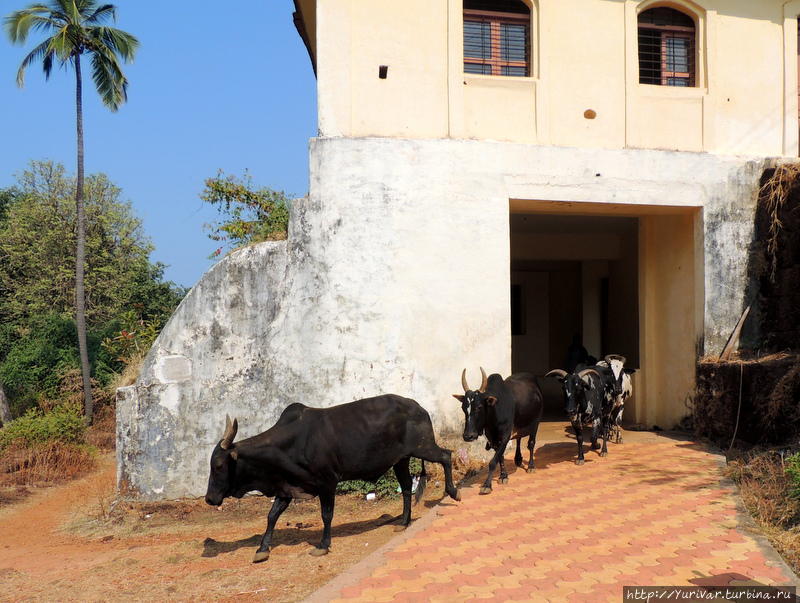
[
  {"x1": 454, "y1": 368, "x2": 544, "y2": 494},
  {"x1": 545, "y1": 366, "x2": 609, "y2": 464},
  {"x1": 205, "y1": 395, "x2": 461, "y2": 562}
]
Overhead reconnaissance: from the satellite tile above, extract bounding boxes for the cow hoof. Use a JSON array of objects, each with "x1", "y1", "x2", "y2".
[
  {"x1": 499, "y1": 477, "x2": 509, "y2": 485},
  {"x1": 393, "y1": 525, "x2": 408, "y2": 533},
  {"x1": 453, "y1": 488, "x2": 461, "y2": 501},
  {"x1": 618, "y1": 438, "x2": 624, "y2": 445},
  {"x1": 309, "y1": 547, "x2": 329, "y2": 557},
  {"x1": 479, "y1": 487, "x2": 492, "y2": 495},
  {"x1": 600, "y1": 451, "x2": 608, "y2": 457},
  {"x1": 252, "y1": 550, "x2": 270, "y2": 563},
  {"x1": 514, "y1": 460, "x2": 523, "y2": 468},
  {"x1": 575, "y1": 459, "x2": 585, "y2": 465},
  {"x1": 526, "y1": 467, "x2": 535, "y2": 473}
]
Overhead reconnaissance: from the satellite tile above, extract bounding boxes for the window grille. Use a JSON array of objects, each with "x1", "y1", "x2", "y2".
[
  {"x1": 638, "y1": 7, "x2": 696, "y2": 87},
  {"x1": 464, "y1": 0, "x2": 531, "y2": 77}
]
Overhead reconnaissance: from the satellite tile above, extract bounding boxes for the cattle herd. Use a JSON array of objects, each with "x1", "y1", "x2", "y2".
[{"x1": 205, "y1": 355, "x2": 635, "y2": 562}]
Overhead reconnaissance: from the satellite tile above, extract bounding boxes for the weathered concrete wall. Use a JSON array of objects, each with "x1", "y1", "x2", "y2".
[
  {"x1": 702, "y1": 159, "x2": 766, "y2": 354},
  {"x1": 118, "y1": 136, "x2": 769, "y2": 499},
  {"x1": 117, "y1": 243, "x2": 288, "y2": 498}
]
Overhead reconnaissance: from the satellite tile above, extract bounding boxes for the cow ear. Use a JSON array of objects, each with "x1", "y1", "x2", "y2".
[
  {"x1": 624, "y1": 368, "x2": 637, "y2": 375},
  {"x1": 452, "y1": 394, "x2": 466, "y2": 403},
  {"x1": 485, "y1": 396, "x2": 498, "y2": 406}
]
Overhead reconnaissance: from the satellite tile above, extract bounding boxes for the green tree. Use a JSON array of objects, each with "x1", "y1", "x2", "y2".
[
  {"x1": 201, "y1": 171, "x2": 290, "y2": 258},
  {"x1": 0, "y1": 187, "x2": 20, "y2": 224},
  {"x1": 5, "y1": 1, "x2": 139, "y2": 422},
  {"x1": 0, "y1": 161, "x2": 165, "y2": 327},
  {"x1": 0, "y1": 161, "x2": 184, "y2": 415},
  {"x1": 0, "y1": 187, "x2": 21, "y2": 424}
]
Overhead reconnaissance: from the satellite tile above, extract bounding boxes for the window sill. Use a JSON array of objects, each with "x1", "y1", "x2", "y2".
[{"x1": 463, "y1": 74, "x2": 537, "y2": 86}]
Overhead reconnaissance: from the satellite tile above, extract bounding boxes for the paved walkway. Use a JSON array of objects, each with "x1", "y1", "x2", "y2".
[{"x1": 309, "y1": 429, "x2": 799, "y2": 602}]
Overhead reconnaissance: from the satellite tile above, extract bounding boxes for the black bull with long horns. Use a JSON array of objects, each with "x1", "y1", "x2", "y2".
[
  {"x1": 453, "y1": 368, "x2": 544, "y2": 494},
  {"x1": 205, "y1": 395, "x2": 461, "y2": 562},
  {"x1": 545, "y1": 364, "x2": 612, "y2": 464}
]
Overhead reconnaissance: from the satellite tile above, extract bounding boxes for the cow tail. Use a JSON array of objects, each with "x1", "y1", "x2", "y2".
[{"x1": 414, "y1": 460, "x2": 428, "y2": 505}]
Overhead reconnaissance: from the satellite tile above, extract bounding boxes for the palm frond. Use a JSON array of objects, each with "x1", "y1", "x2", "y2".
[
  {"x1": 84, "y1": 3, "x2": 115, "y2": 25},
  {"x1": 41, "y1": 44, "x2": 55, "y2": 79},
  {"x1": 49, "y1": 27, "x2": 77, "y2": 62},
  {"x1": 88, "y1": 26, "x2": 138, "y2": 62},
  {"x1": 4, "y1": 6, "x2": 59, "y2": 43},
  {"x1": 56, "y1": 0, "x2": 82, "y2": 25},
  {"x1": 15, "y1": 37, "x2": 55, "y2": 86},
  {"x1": 90, "y1": 46, "x2": 127, "y2": 110},
  {"x1": 74, "y1": 0, "x2": 100, "y2": 15},
  {"x1": 53, "y1": 0, "x2": 72, "y2": 13},
  {"x1": 7, "y1": 0, "x2": 135, "y2": 111}
]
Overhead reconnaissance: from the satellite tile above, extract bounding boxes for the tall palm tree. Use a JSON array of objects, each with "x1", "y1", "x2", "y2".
[{"x1": 5, "y1": 1, "x2": 138, "y2": 423}]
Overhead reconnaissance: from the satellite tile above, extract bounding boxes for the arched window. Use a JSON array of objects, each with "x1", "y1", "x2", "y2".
[
  {"x1": 463, "y1": 0, "x2": 531, "y2": 77},
  {"x1": 638, "y1": 7, "x2": 696, "y2": 87}
]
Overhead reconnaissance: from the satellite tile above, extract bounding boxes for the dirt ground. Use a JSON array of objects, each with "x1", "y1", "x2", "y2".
[{"x1": 0, "y1": 454, "x2": 455, "y2": 602}]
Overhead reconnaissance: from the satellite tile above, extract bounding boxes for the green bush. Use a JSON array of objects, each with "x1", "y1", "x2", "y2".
[
  {"x1": 0, "y1": 404, "x2": 86, "y2": 450},
  {"x1": 201, "y1": 170, "x2": 291, "y2": 257},
  {"x1": 336, "y1": 458, "x2": 422, "y2": 498},
  {"x1": 784, "y1": 452, "x2": 800, "y2": 499},
  {"x1": 0, "y1": 314, "x2": 81, "y2": 410}
]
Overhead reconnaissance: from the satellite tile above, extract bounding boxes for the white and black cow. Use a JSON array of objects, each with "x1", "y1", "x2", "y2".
[{"x1": 596, "y1": 355, "x2": 636, "y2": 444}]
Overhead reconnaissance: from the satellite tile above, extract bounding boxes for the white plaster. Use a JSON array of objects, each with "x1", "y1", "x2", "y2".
[
  {"x1": 117, "y1": 136, "x2": 770, "y2": 500},
  {"x1": 157, "y1": 385, "x2": 181, "y2": 415},
  {"x1": 154, "y1": 355, "x2": 192, "y2": 384}
]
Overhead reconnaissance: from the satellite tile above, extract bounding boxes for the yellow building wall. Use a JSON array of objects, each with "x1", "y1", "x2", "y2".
[
  {"x1": 313, "y1": 0, "x2": 793, "y2": 156},
  {"x1": 635, "y1": 211, "x2": 704, "y2": 428}
]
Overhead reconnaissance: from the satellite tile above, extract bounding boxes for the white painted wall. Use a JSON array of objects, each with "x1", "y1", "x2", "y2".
[{"x1": 118, "y1": 136, "x2": 767, "y2": 499}]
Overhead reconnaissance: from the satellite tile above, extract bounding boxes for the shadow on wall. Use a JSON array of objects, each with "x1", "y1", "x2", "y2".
[{"x1": 742, "y1": 166, "x2": 800, "y2": 353}]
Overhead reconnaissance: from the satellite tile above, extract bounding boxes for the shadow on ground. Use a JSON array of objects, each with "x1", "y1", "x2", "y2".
[{"x1": 201, "y1": 512, "x2": 419, "y2": 558}]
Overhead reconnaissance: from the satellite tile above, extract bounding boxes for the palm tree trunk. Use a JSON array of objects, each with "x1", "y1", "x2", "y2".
[
  {"x1": 74, "y1": 53, "x2": 93, "y2": 424},
  {"x1": 0, "y1": 382, "x2": 11, "y2": 426}
]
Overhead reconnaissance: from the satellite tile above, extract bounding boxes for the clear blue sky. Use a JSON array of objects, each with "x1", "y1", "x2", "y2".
[{"x1": 0, "y1": 0, "x2": 317, "y2": 288}]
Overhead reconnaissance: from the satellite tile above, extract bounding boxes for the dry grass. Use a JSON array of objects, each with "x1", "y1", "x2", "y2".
[
  {"x1": 0, "y1": 441, "x2": 96, "y2": 489},
  {"x1": 85, "y1": 404, "x2": 116, "y2": 450},
  {"x1": 39, "y1": 370, "x2": 116, "y2": 414},
  {"x1": 698, "y1": 352, "x2": 795, "y2": 365},
  {"x1": 110, "y1": 351, "x2": 146, "y2": 390},
  {"x1": 726, "y1": 449, "x2": 800, "y2": 574},
  {"x1": 754, "y1": 523, "x2": 800, "y2": 573}
]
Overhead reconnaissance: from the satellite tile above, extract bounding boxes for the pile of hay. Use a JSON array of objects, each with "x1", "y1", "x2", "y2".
[{"x1": 694, "y1": 354, "x2": 800, "y2": 447}]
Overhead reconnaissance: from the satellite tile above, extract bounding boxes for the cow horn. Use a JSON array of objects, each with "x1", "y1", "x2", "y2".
[
  {"x1": 461, "y1": 368, "x2": 470, "y2": 393},
  {"x1": 605, "y1": 354, "x2": 626, "y2": 365},
  {"x1": 545, "y1": 369, "x2": 568, "y2": 379},
  {"x1": 220, "y1": 414, "x2": 238, "y2": 450},
  {"x1": 578, "y1": 368, "x2": 601, "y2": 381},
  {"x1": 479, "y1": 367, "x2": 488, "y2": 392}
]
